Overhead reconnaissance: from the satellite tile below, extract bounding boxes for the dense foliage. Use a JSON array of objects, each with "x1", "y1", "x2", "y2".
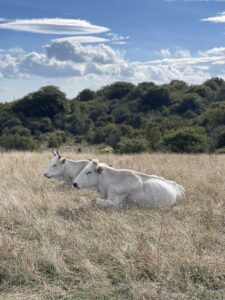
[{"x1": 0, "y1": 78, "x2": 225, "y2": 153}]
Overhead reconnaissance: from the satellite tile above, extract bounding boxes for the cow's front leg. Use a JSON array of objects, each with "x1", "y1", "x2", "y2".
[{"x1": 96, "y1": 196, "x2": 124, "y2": 208}]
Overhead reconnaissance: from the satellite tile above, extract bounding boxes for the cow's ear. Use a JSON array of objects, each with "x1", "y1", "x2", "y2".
[
  {"x1": 61, "y1": 158, "x2": 66, "y2": 164},
  {"x1": 96, "y1": 166, "x2": 103, "y2": 174},
  {"x1": 92, "y1": 159, "x2": 99, "y2": 165}
]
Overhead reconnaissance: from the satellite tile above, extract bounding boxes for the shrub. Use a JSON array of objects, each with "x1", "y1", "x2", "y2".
[
  {"x1": 116, "y1": 137, "x2": 149, "y2": 154},
  {"x1": 215, "y1": 147, "x2": 225, "y2": 154},
  {"x1": 164, "y1": 127, "x2": 208, "y2": 153},
  {"x1": 2, "y1": 117, "x2": 22, "y2": 128},
  {"x1": 99, "y1": 145, "x2": 114, "y2": 154},
  {"x1": 0, "y1": 135, "x2": 39, "y2": 150},
  {"x1": 2, "y1": 126, "x2": 31, "y2": 137},
  {"x1": 211, "y1": 125, "x2": 225, "y2": 149}
]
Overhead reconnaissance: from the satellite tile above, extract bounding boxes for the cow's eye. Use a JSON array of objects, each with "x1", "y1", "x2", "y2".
[
  {"x1": 53, "y1": 165, "x2": 57, "y2": 167},
  {"x1": 87, "y1": 171, "x2": 91, "y2": 175}
]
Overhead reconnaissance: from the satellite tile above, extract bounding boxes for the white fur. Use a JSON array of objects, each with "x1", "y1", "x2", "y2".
[
  {"x1": 44, "y1": 155, "x2": 90, "y2": 185},
  {"x1": 73, "y1": 160, "x2": 185, "y2": 208}
]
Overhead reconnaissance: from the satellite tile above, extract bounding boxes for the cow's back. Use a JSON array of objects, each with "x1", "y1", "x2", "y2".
[{"x1": 132, "y1": 177, "x2": 185, "y2": 208}]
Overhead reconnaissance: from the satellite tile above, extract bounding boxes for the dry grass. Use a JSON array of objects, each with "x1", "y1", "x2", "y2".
[{"x1": 0, "y1": 152, "x2": 225, "y2": 299}]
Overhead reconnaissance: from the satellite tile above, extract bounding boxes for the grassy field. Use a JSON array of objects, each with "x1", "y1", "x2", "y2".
[{"x1": 0, "y1": 152, "x2": 225, "y2": 299}]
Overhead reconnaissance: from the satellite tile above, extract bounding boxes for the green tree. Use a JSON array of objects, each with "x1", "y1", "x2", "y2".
[
  {"x1": 169, "y1": 80, "x2": 188, "y2": 90},
  {"x1": 100, "y1": 81, "x2": 135, "y2": 100},
  {"x1": 66, "y1": 113, "x2": 90, "y2": 135},
  {"x1": 200, "y1": 104, "x2": 225, "y2": 127},
  {"x1": 137, "y1": 81, "x2": 156, "y2": 91},
  {"x1": 48, "y1": 132, "x2": 65, "y2": 148},
  {"x1": 146, "y1": 122, "x2": 162, "y2": 151},
  {"x1": 175, "y1": 93, "x2": 202, "y2": 115},
  {"x1": 12, "y1": 86, "x2": 67, "y2": 118},
  {"x1": 77, "y1": 89, "x2": 96, "y2": 101},
  {"x1": 142, "y1": 87, "x2": 171, "y2": 110},
  {"x1": 112, "y1": 106, "x2": 130, "y2": 124},
  {"x1": 102, "y1": 124, "x2": 122, "y2": 148},
  {"x1": 204, "y1": 77, "x2": 225, "y2": 91}
]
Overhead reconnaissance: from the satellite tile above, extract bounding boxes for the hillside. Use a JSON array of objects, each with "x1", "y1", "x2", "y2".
[
  {"x1": 1, "y1": 78, "x2": 225, "y2": 153},
  {"x1": 0, "y1": 152, "x2": 225, "y2": 299}
]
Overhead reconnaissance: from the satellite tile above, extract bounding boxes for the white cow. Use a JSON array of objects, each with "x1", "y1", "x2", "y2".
[
  {"x1": 44, "y1": 149, "x2": 90, "y2": 185},
  {"x1": 73, "y1": 159, "x2": 185, "y2": 208}
]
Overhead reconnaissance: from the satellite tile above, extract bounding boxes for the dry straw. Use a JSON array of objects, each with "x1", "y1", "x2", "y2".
[{"x1": 0, "y1": 152, "x2": 224, "y2": 299}]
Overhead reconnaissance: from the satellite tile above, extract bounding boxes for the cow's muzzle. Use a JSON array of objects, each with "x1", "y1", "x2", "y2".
[
  {"x1": 73, "y1": 182, "x2": 79, "y2": 189},
  {"x1": 44, "y1": 173, "x2": 51, "y2": 178}
]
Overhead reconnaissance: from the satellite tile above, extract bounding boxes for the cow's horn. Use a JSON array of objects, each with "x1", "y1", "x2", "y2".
[
  {"x1": 56, "y1": 148, "x2": 61, "y2": 158},
  {"x1": 52, "y1": 148, "x2": 56, "y2": 156}
]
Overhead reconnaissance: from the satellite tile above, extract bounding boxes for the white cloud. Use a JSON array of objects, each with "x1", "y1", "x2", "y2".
[
  {"x1": 199, "y1": 47, "x2": 225, "y2": 56},
  {"x1": 1, "y1": 42, "x2": 225, "y2": 102},
  {"x1": 0, "y1": 18, "x2": 109, "y2": 35},
  {"x1": 52, "y1": 36, "x2": 109, "y2": 44},
  {"x1": 0, "y1": 52, "x2": 20, "y2": 78},
  {"x1": 44, "y1": 40, "x2": 123, "y2": 64},
  {"x1": 20, "y1": 52, "x2": 84, "y2": 77},
  {"x1": 201, "y1": 11, "x2": 225, "y2": 23}
]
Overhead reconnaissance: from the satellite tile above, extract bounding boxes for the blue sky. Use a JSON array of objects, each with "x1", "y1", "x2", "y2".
[{"x1": 0, "y1": 0, "x2": 225, "y2": 102}]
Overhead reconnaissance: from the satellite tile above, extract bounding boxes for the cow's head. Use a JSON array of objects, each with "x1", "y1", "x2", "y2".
[
  {"x1": 44, "y1": 149, "x2": 66, "y2": 179},
  {"x1": 73, "y1": 159, "x2": 103, "y2": 189}
]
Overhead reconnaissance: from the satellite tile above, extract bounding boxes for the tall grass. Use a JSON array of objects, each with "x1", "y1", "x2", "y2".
[{"x1": 0, "y1": 152, "x2": 224, "y2": 299}]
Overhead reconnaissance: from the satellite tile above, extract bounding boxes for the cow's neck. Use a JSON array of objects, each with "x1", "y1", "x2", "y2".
[
  {"x1": 62, "y1": 160, "x2": 89, "y2": 184},
  {"x1": 61, "y1": 161, "x2": 73, "y2": 184},
  {"x1": 97, "y1": 173, "x2": 107, "y2": 198},
  {"x1": 97, "y1": 166, "x2": 115, "y2": 198}
]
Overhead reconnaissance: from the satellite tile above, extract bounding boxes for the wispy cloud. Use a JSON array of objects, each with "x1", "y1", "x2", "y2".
[
  {"x1": 201, "y1": 11, "x2": 225, "y2": 23},
  {"x1": 154, "y1": 47, "x2": 191, "y2": 59},
  {"x1": 0, "y1": 18, "x2": 109, "y2": 35},
  {"x1": 51, "y1": 36, "x2": 109, "y2": 44},
  {"x1": 199, "y1": 47, "x2": 225, "y2": 56},
  {"x1": 155, "y1": 48, "x2": 172, "y2": 58},
  {"x1": 144, "y1": 55, "x2": 225, "y2": 66},
  {"x1": 106, "y1": 32, "x2": 130, "y2": 44}
]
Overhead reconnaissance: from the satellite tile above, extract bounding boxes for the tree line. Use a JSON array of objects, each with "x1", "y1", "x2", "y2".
[{"x1": 0, "y1": 77, "x2": 225, "y2": 153}]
